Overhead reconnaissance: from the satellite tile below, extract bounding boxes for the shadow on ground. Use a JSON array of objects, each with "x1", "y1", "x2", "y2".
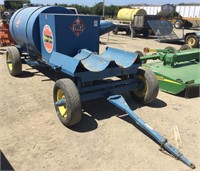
[{"x1": 70, "y1": 93, "x2": 167, "y2": 138}]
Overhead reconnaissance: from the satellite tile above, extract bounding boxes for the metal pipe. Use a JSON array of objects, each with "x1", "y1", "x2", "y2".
[{"x1": 102, "y1": 0, "x2": 105, "y2": 18}]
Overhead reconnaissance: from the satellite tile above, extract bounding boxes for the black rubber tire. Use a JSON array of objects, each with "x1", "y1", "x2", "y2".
[
  {"x1": 165, "y1": 46, "x2": 176, "y2": 53},
  {"x1": 53, "y1": 79, "x2": 82, "y2": 127},
  {"x1": 143, "y1": 30, "x2": 149, "y2": 38},
  {"x1": 174, "y1": 20, "x2": 184, "y2": 29},
  {"x1": 179, "y1": 44, "x2": 192, "y2": 50},
  {"x1": 130, "y1": 67, "x2": 159, "y2": 105},
  {"x1": 112, "y1": 28, "x2": 118, "y2": 35},
  {"x1": 185, "y1": 35, "x2": 199, "y2": 48},
  {"x1": 135, "y1": 51, "x2": 146, "y2": 64},
  {"x1": 6, "y1": 46, "x2": 22, "y2": 76},
  {"x1": 126, "y1": 29, "x2": 131, "y2": 36}
]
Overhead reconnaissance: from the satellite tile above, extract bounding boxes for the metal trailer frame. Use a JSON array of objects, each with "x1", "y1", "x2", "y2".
[
  {"x1": 43, "y1": 47, "x2": 141, "y2": 102},
  {"x1": 148, "y1": 20, "x2": 200, "y2": 48}
]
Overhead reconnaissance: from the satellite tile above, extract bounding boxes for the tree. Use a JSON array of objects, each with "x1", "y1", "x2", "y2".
[
  {"x1": 92, "y1": 2, "x2": 104, "y2": 16},
  {"x1": 4, "y1": 0, "x2": 30, "y2": 10},
  {"x1": 33, "y1": 2, "x2": 131, "y2": 18},
  {"x1": 106, "y1": 5, "x2": 120, "y2": 18}
]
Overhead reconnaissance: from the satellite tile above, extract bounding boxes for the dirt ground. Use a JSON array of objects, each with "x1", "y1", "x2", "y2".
[{"x1": 0, "y1": 29, "x2": 200, "y2": 171}]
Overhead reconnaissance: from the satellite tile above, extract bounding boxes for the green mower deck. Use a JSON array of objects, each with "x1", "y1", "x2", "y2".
[{"x1": 141, "y1": 47, "x2": 200, "y2": 98}]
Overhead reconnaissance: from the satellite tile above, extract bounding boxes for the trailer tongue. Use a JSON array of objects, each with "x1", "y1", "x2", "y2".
[{"x1": 108, "y1": 95, "x2": 195, "y2": 169}]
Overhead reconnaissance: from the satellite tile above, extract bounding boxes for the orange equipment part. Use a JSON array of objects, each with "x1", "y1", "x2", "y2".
[{"x1": 0, "y1": 21, "x2": 14, "y2": 46}]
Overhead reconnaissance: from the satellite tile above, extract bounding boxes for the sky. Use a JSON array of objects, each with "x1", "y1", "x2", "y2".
[{"x1": 0, "y1": 0, "x2": 199, "y2": 6}]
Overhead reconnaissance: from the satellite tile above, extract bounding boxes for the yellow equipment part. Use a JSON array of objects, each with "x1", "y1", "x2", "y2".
[
  {"x1": 57, "y1": 89, "x2": 68, "y2": 118},
  {"x1": 117, "y1": 8, "x2": 147, "y2": 21}
]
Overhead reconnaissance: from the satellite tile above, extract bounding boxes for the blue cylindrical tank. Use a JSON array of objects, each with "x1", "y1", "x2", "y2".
[{"x1": 9, "y1": 6, "x2": 71, "y2": 56}]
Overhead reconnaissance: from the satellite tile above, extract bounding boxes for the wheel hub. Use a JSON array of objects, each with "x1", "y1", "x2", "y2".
[
  {"x1": 134, "y1": 75, "x2": 147, "y2": 97},
  {"x1": 7, "y1": 54, "x2": 13, "y2": 71},
  {"x1": 188, "y1": 38, "x2": 195, "y2": 46},
  {"x1": 57, "y1": 89, "x2": 68, "y2": 118}
]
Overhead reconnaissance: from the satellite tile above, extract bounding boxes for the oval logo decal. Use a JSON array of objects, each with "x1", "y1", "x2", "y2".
[{"x1": 43, "y1": 25, "x2": 53, "y2": 53}]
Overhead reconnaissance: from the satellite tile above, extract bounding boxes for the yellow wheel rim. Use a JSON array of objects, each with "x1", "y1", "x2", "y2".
[
  {"x1": 134, "y1": 75, "x2": 147, "y2": 97},
  {"x1": 188, "y1": 37, "x2": 195, "y2": 46},
  {"x1": 57, "y1": 89, "x2": 68, "y2": 118},
  {"x1": 7, "y1": 53, "x2": 13, "y2": 71}
]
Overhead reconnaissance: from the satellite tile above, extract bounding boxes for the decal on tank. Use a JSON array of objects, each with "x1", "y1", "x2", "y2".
[
  {"x1": 43, "y1": 25, "x2": 53, "y2": 53},
  {"x1": 16, "y1": 16, "x2": 22, "y2": 28},
  {"x1": 70, "y1": 17, "x2": 86, "y2": 37}
]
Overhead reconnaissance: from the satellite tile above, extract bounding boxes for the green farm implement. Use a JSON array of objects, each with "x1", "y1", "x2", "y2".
[{"x1": 140, "y1": 46, "x2": 200, "y2": 98}]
